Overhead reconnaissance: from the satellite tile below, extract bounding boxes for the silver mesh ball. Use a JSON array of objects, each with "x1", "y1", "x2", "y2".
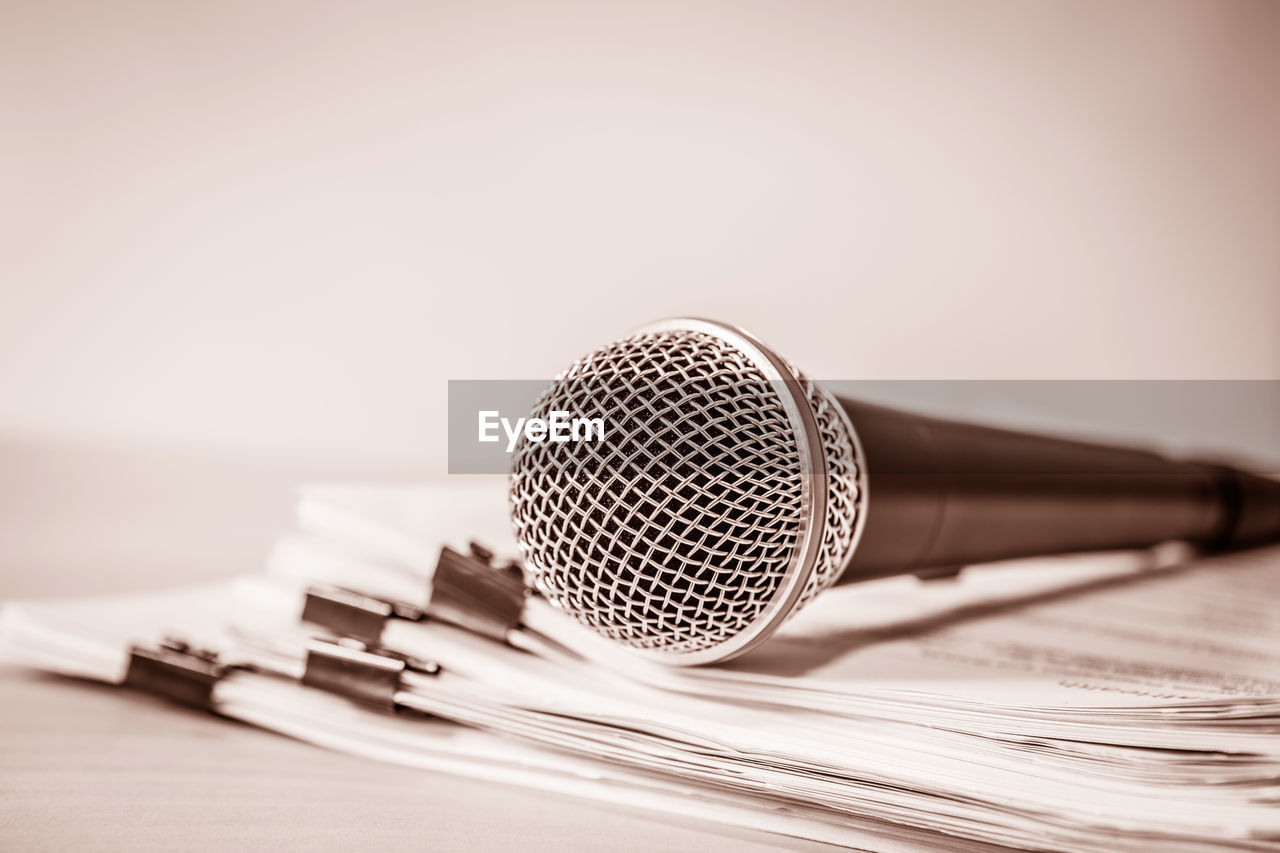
[{"x1": 508, "y1": 320, "x2": 864, "y2": 664}]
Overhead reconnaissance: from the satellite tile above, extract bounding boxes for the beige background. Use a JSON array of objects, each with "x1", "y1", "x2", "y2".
[{"x1": 3, "y1": 0, "x2": 1279, "y2": 472}]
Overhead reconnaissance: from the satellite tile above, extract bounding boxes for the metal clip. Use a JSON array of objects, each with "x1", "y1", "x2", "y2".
[
  {"x1": 468, "y1": 540, "x2": 496, "y2": 564},
  {"x1": 301, "y1": 541, "x2": 526, "y2": 652},
  {"x1": 304, "y1": 587, "x2": 388, "y2": 646},
  {"x1": 301, "y1": 639, "x2": 437, "y2": 712},
  {"x1": 470, "y1": 540, "x2": 526, "y2": 582},
  {"x1": 123, "y1": 638, "x2": 224, "y2": 710},
  {"x1": 430, "y1": 544, "x2": 527, "y2": 642},
  {"x1": 301, "y1": 586, "x2": 427, "y2": 647}
]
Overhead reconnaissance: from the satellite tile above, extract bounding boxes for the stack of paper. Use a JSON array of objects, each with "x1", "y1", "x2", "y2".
[{"x1": 4, "y1": 481, "x2": 1279, "y2": 852}]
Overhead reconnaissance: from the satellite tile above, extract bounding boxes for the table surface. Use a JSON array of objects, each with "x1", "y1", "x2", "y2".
[{"x1": 0, "y1": 436, "x2": 835, "y2": 852}]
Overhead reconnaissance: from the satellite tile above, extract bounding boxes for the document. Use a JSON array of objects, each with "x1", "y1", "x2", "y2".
[
  {"x1": 4, "y1": 481, "x2": 1279, "y2": 852},
  {"x1": 735, "y1": 544, "x2": 1280, "y2": 705}
]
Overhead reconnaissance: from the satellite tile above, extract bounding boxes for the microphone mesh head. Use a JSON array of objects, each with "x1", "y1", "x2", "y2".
[{"x1": 508, "y1": 320, "x2": 864, "y2": 664}]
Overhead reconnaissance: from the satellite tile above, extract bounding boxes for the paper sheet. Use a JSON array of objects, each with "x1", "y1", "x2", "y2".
[{"x1": 723, "y1": 544, "x2": 1280, "y2": 708}]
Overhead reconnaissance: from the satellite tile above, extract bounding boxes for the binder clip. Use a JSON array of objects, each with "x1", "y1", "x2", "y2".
[
  {"x1": 293, "y1": 539, "x2": 524, "y2": 715},
  {"x1": 125, "y1": 636, "x2": 440, "y2": 716},
  {"x1": 300, "y1": 541, "x2": 528, "y2": 647},
  {"x1": 301, "y1": 587, "x2": 423, "y2": 648},
  {"x1": 301, "y1": 638, "x2": 438, "y2": 712},
  {"x1": 429, "y1": 541, "x2": 528, "y2": 643},
  {"x1": 123, "y1": 638, "x2": 225, "y2": 710}
]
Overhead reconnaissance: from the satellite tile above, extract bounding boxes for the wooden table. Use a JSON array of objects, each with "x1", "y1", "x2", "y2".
[{"x1": 0, "y1": 437, "x2": 833, "y2": 852}]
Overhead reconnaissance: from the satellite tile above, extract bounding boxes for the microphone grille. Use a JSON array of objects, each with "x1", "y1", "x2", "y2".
[{"x1": 508, "y1": 322, "x2": 863, "y2": 663}]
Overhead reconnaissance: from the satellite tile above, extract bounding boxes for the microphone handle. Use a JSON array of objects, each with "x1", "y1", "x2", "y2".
[{"x1": 837, "y1": 398, "x2": 1280, "y2": 583}]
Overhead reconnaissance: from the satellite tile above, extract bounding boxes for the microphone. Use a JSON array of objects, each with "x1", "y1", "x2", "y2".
[{"x1": 508, "y1": 318, "x2": 1280, "y2": 665}]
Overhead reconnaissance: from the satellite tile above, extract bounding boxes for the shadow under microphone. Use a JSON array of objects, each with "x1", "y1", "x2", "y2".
[{"x1": 508, "y1": 318, "x2": 1280, "y2": 666}]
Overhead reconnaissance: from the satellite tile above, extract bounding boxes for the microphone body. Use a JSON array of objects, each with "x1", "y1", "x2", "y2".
[{"x1": 837, "y1": 398, "x2": 1280, "y2": 583}]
